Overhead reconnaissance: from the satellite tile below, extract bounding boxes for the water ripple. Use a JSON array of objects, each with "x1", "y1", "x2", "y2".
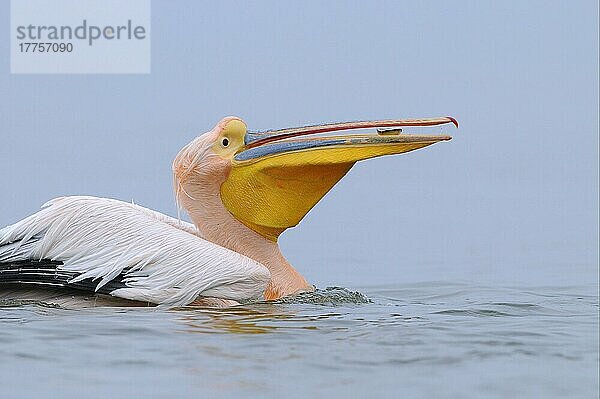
[{"x1": 0, "y1": 283, "x2": 597, "y2": 399}]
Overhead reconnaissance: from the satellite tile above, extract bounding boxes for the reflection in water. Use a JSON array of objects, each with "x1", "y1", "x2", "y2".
[
  {"x1": 176, "y1": 287, "x2": 368, "y2": 334},
  {"x1": 177, "y1": 306, "x2": 293, "y2": 334}
]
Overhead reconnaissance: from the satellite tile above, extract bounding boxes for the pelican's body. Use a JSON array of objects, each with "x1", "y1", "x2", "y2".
[
  {"x1": 0, "y1": 197, "x2": 269, "y2": 307},
  {"x1": 0, "y1": 116, "x2": 456, "y2": 307}
]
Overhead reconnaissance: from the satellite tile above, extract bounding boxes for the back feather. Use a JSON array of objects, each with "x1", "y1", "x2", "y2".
[{"x1": 0, "y1": 196, "x2": 270, "y2": 306}]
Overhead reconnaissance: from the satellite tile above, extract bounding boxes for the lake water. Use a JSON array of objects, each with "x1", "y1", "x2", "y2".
[{"x1": 1, "y1": 282, "x2": 598, "y2": 398}]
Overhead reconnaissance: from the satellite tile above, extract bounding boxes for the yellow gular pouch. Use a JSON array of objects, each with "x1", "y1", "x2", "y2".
[{"x1": 220, "y1": 138, "x2": 443, "y2": 242}]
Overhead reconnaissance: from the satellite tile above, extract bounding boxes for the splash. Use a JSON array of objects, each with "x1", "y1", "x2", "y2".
[
  {"x1": 0, "y1": 298, "x2": 61, "y2": 309},
  {"x1": 267, "y1": 286, "x2": 371, "y2": 305}
]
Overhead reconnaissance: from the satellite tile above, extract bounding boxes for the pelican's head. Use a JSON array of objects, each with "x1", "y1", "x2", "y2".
[{"x1": 173, "y1": 116, "x2": 457, "y2": 241}]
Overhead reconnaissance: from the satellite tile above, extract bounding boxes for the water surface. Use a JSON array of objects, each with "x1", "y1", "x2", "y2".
[{"x1": 1, "y1": 283, "x2": 598, "y2": 398}]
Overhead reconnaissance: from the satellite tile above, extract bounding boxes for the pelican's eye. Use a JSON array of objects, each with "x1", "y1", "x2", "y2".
[{"x1": 212, "y1": 119, "x2": 246, "y2": 158}]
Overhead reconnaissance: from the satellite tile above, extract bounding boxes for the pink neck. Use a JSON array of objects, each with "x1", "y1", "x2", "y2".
[{"x1": 179, "y1": 181, "x2": 312, "y2": 300}]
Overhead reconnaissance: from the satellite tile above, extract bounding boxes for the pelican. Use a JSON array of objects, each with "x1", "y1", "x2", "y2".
[{"x1": 0, "y1": 116, "x2": 457, "y2": 307}]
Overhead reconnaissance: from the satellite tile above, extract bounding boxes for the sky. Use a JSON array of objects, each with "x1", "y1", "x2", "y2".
[{"x1": 0, "y1": 1, "x2": 598, "y2": 289}]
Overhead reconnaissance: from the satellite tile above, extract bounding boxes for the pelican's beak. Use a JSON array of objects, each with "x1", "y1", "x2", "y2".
[{"x1": 221, "y1": 117, "x2": 458, "y2": 241}]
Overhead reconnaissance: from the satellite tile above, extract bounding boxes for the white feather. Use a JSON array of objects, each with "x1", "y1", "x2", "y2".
[{"x1": 0, "y1": 196, "x2": 270, "y2": 307}]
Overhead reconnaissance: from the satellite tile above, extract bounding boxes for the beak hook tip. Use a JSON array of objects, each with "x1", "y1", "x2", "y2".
[{"x1": 447, "y1": 117, "x2": 459, "y2": 128}]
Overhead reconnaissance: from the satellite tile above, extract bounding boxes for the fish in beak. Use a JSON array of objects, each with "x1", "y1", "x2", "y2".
[{"x1": 219, "y1": 117, "x2": 458, "y2": 241}]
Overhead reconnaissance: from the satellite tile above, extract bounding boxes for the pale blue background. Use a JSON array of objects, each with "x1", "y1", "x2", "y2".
[{"x1": 0, "y1": 0, "x2": 597, "y2": 289}]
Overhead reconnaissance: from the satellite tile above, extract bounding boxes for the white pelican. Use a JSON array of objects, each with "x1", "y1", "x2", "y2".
[{"x1": 0, "y1": 116, "x2": 457, "y2": 307}]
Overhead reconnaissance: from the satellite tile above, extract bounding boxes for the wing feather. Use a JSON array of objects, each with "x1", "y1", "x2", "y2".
[{"x1": 0, "y1": 196, "x2": 270, "y2": 306}]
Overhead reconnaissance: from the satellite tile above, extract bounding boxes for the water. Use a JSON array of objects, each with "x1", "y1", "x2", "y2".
[{"x1": 1, "y1": 283, "x2": 597, "y2": 398}]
